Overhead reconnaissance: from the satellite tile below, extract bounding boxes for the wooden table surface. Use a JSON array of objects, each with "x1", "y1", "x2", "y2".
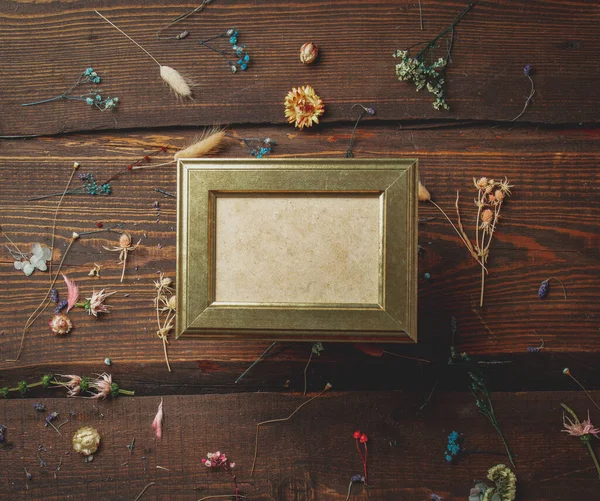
[{"x1": 1, "y1": 1, "x2": 599, "y2": 499}]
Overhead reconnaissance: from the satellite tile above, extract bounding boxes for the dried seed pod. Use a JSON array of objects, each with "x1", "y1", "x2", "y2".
[{"x1": 300, "y1": 42, "x2": 318, "y2": 64}]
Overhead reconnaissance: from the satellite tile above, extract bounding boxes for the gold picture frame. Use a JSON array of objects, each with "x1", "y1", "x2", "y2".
[{"x1": 176, "y1": 158, "x2": 418, "y2": 342}]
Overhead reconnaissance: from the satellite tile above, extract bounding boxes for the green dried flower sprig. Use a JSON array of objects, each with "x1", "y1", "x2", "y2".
[{"x1": 393, "y1": 3, "x2": 474, "y2": 110}]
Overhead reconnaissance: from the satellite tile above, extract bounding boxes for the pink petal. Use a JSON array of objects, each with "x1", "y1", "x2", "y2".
[
  {"x1": 152, "y1": 398, "x2": 164, "y2": 439},
  {"x1": 62, "y1": 273, "x2": 80, "y2": 312}
]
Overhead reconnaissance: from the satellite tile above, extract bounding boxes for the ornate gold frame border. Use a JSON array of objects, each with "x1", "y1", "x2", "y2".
[{"x1": 176, "y1": 158, "x2": 418, "y2": 343}]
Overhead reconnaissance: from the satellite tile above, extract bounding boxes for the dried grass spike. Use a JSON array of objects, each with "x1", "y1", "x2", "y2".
[
  {"x1": 160, "y1": 65, "x2": 193, "y2": 99},
  {"x1": 418, "y1": 181, "x2": 431, "y2": 201},
  {"x1": 175, "y1": 127, "x2": 226, "y2": 159}
]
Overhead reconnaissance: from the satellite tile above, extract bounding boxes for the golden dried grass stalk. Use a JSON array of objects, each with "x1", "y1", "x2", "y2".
[{"x1": 174, "y1": 127, "x2": 226, "y2": 159}]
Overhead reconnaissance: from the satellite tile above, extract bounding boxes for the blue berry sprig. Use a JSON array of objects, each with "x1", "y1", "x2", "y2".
[
  {"x1": 22, "y1": 67, "x2": 119, "y2": 111},
  {"x1": 199, "y1": 27, "x2": 251, "y2": 73}
]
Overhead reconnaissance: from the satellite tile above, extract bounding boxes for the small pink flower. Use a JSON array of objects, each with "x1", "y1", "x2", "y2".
[
  {"x1": 89, "y1": 373, "x2": 112, "y2": 400},
  {"x1": 152, "y1": 398, "x2": 164, "y2": 439},
  {"x1": 563, "y1": 411, "x2": 600, "y2": 438},
  {"x1": 85, "y1": 289, "x2": 116, "y2": 317},
  {"x1": 57, "y1": 374, "x2": 84, "y2": 397}
]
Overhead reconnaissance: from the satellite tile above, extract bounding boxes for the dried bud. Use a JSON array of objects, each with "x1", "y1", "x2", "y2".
[
  {"x1": 475, "y1": 177, "x2": 488, "y2": 190},
  {"x1": 300, "y1": 42, "x2": 318, "y2": 64},
  {"x1": 494, "y1": 189, "x2": 504, "y2": 202},
  {"x1": 119, "y1": 233, "x2": 132, "y2": 248},
  {"x1": 73, "y1": 426, "x2": 101, "y2": 456},
  {"x1": 418, "y1": 181, "x2": 431, "y2": 201},
  {"x1": 49, "y1": 313, "x2": 72, "y2": 335},
  {"x1": 481, "y1": 209, "x2": 494, "y2": 223}
]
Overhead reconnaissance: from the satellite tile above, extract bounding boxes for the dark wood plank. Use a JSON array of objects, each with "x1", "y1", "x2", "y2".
[
  {"x1": 0, "y1": 124, "x2": 598, "y2": 392},
  {"x1": 1, "y1": 0, "x2": 600, "y2": 135},
  {"x1": 0, "y1": 391, "x2": 598, "y2": 500}
]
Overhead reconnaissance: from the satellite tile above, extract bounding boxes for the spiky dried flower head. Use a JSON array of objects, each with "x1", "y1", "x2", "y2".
[
  {"x1": 563, "y1": 410, "x2": 600, "y2": 438},
  {"x1": 72, "y1": 426, "x2": 101, "y2": 456},
  {"x1": 85, "y1": 289, "x2": 116, "y2": 316},
  {"x1": 119, "y1": 233, "x2": 131, "y2": 248},
  {"x1": 159, "y1": 66, "x2": 193, "y2": 99},
  {"x1": 475, "y1": 177, "x2": 488, "y2": 190},
  {"x1": 494, "y1": 189, "x2": 505, "y2": 202},
  {"x1": 154, "y1": 272, "x2": 173, "y2": 291},
  {"x1": 481, "y1": 209, "x2": 494, "y2": 224},
  {"x1": 49, "y1": 313, "x2": 72, "y2": 335},
  {"x1": 284, "y1": 85, "x2": 325, "y2": 129}
]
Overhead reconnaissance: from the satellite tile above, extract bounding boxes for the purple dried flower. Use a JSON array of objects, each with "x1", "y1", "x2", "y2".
[
  {"x1": 50, "y1": 289, "x2": 59, "y2": 303},
  {"x1": 523, "y1": 64, "x2": 532, "y2": 77},
  {"x1": 44, "y1": 412, "x2": 58, "y2": 426},
  {"x1": 33, "y1": 402, "x2": 46, "y2": 412},
  {"x1": 527, "y1": 346, "x2": 540, "y2": 353},
  {"x1": 365, "y1": 107, "x2": 376, "y2": 115},
  {"x1": 0, "y1": 424, "x2": 6, "y2": 442},
  {"x1": 431, "y1": 495, "x2": 444, "y2": 501},
  {"x1": 538, "y1": 280, "x2": 549, "y2": 299},
  {"x1": 350, "y1": 475, "x2": 364, "y2": 483},
  {"x1": 54, "y1": 299, "x2": 68, "y2": 314}
]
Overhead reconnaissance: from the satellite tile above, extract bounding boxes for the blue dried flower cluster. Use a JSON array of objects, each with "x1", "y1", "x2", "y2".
[
  {"x1": 538, "y1": 280, "x2": 549, "y2": 298},
  {"x1": 445, "y1": 430, "x2": 462, "y2": 462},
  {"x1": 244, "y1": 137, "x2": 275, "y2": 159},
  {"x1": 78, "y1": 173, "x2": 111, "y2": 196},
  {"x1": 226, "y1": 28, "x2": 250, "y2": 72}
]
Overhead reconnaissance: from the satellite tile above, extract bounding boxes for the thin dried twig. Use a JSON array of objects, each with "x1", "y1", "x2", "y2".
[
  {"x1": 133, "y1": 482, "x2": 156, "y2": 501},
  {"x1": 250, "y1": 383, "x2": 332, "y2": 475}
]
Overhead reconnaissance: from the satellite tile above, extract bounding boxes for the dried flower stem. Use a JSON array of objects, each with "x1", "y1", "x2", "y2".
[
  {"x1": 382, "y1": 351, "x2": 431, "y2": 363},
  {"x1": 156, "y1": 0, "x2": 213, "y2": 39},
  {"x1": 564, "y1": 369, "x2": 600, "y2": 413},
  {"x1": 235, "y1": 342, "x2": 276, "y2": 384},
  {"x1": 303, "y1": 350, "x2": 314, "y2": 396},
  {"x1": 197, "y1": 496, "x2": 247, "y2": 501},
  {"x1": 0, "y1": 225, "x2": 24, "y2": 257},
  {"x1": 345, "y1": 104, "x2": 375, "y2": 158},
  {"x1": 133, "y1": 482, "x2": 156, "y2": 501},
  {"x1": 250, "y1": 383, "x2": 332, "y2": 475},
  {"x1": 511, "y1": 74, "x2": 535, "y2": 122},
  {"x1": 8, "y1": 233, "x2": 79, "y2": 362}
]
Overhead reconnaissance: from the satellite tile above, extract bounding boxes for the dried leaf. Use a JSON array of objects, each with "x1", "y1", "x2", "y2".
[{"x1": 62, "y1": 273, "x2": 79, "y2": 312}]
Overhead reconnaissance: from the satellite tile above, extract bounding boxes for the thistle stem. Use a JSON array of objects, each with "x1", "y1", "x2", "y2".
[{"x1": 585, "y1": 441, "x2": 600, "y2": 479}]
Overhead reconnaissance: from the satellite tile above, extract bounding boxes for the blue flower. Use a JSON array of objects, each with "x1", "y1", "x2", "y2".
[
  {"x1": 240, "y1": 63, "x2": 248, "y2": 71},
  {"x1": 237, "y1": 59, "x2": 243, "y2": 65},
  {"x1": 96, "y1": 94, "x2": 102, "y2": 101},
  {"x1": 445, "y1": 454, "x2": 452, "y2": 462},
  {"x1": 538, "y1": 280, "x2": 549, "y2": 298},
  {"x1": 93, "y1": 76, "x2": 101, "y2": 84},
  {"x1": 243, "y1": 54, "x2": 250, "y2": 62},
  {"x1": 229, "y1": 36, "x2": 237, "y2": 44},
  {"x1": 85, "y1": 67, "x2": 94, "y2": 76},
  {"x1": 86, "y1": 97, "x2": 94, "y2": 105}
]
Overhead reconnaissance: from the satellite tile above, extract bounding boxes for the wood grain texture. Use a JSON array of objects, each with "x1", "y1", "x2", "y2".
[
  {"x1": 0, "y1": 391, "x2": 599, "y2": 500},
  {"x1": 1, "y1": 0, "x2": 600, "y2": 135},
  {"x1": 0, "y1": 124, "x2": 598, "y2": 393}
]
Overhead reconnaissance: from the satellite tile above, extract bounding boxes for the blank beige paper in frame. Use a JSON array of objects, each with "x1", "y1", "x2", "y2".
[{"x1": 177, "y1": 158, "x2": 418, "y2": 343}]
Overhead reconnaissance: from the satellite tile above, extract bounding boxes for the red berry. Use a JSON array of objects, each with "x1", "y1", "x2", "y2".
[
  {"x1": 359, "y1": 433, "x2": 368, "y2": 443},
  {"x1": 161, "y1": 146, "x2": 167, "y2": 152},
  {"x1": 96, "y1": 222, "x2": 103, "y2": 228},
  {"x1": 353, "y1": 431, "x2": 361, "y2": 439},
  {"x1": 144, "y1": 155, "x2": 151, "y2": 162},
  {"x1": 127, "y1": 165, "x2": 133, "y2": 170}
]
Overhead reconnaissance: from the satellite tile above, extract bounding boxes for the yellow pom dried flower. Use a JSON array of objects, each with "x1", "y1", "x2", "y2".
[
  {"x1": 284, "y1": 85, "x2": 325, "y2": 129},
  {"x1": 72, "y1": 426, "x2": 101, "y2": 456},
  {"x1": 300, "y1": 42, "x2": 318, "y2": 64}
]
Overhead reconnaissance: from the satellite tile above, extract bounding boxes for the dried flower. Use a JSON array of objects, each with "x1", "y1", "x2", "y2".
[
  {"x1": 483, "y1": 464, "x2": 517, "y2": 501},
  {"x1": 103, "y1": 233, "x2": 140, "y2": 282},
  {"x1": 538, "y1": 277, "x2": 566, "y2": 300},
  {"x1": 88, "y1": 263, "x2": 102, "y2": 277},
  {"x1": 563, "y1": 410, "x2": 600, "y2": 438},
  {"x1": 199, "y1": 27, "x2": 251, "y2": 73},
  {"x1": 61, "y1": 273, "x2": 79, "y2": 312},
  {"x1": 154, "y1": 272, "x2": 173, "y2": 292},
  {"x1": 57, "y1": 374, "x2": 89, "y2": 397},
  {"x1": 561, "y1": 404, "x2": 600, "y2": 478},
  {"x1": 21, "y1": 68, "x2": 119, "y2": 111},
  {"x1": 89, "y1": 372, "x2": 134, "y2": 399},
  {"x1": 0, "y1": 424, "x2": 7, "y2": 442},
  {"x1": 13, "y1": 243, "x2": 51, "y2": 276},
  {"x1": 33, "y1": 402, "x2": 46, "y2": 412},
  {"x1": 284, "y1": 85, "x2": 325, "y2": 129},
  {"x1": 202, "y1": 450, "x2": 239, "y2": 500},
  {"x1": 49, "y1": 313, "x2": 73, "y2": 335},
  {"x1": 353, "y1": 430, "x2": 369, "y2": 484},
  {"x1": 174, "y1": 127, "x2": 226, "y2": 160},
  {"x1": 511, "y1": 64, "x2": 535, "y2": 121},
  {"x1": 72, "y1": 426, "x2": 101, "y2": 456},
  {"x1": 300, "y1": 42, "x2": 318, "y2": 64},
  {"x1": 445, "y1": 430, "x2": 462, "y2": 462},
  {"x1": 95, "y1": 11, "x2": 193, "y2": 99},
  {"x1": 84, "y1": 289, "x2": 116, "y2": 316},
  {"x1": 393, "y1": 3, "x2": 474, "y2": 110},
  {"x1": 418, "y1": 181, "x2": 431, "y2": 201},
  {"x1": 152, "y1": 398, "x2": 164, "y2": 439}
]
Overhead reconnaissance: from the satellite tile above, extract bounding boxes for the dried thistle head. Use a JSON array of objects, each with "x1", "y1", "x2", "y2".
[
  {"x1": 474, "y1": 177, "x2": 488, "y2": 190},
  {"x1": 154, "y1": 272, "x2": 173, "y2": 292},
  {"x1": 119, "y1": 233, "x2": 132, "y2": 248},
  {"x1": 494, "y1": 189, "x2": 505, "y2": 202}
]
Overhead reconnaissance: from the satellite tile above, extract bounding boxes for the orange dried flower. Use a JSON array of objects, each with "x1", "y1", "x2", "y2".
[
  {"x1": 284, "y1": 85, "x2": 325, "y2": 129},
  {"x1": 481, "y1": 209, "x2": 494, "y2": 223}
]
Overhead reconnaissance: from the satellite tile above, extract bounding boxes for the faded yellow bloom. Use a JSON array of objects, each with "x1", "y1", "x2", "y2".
[
  {"x1": 284, "y1": 85, "x2": 325, "y2": 129},
  {"x1": 72, "y1": 426, "x2": 101, "y2": 456}
]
